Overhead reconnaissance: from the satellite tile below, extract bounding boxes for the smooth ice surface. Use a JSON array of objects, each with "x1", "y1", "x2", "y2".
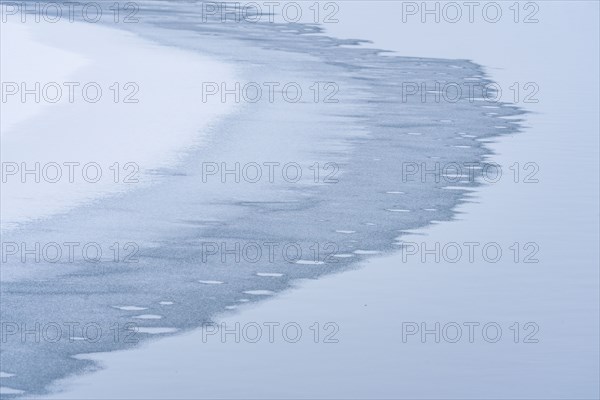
[{"x1": 3, "y1": 1, "x2": 598, "y2": 399}]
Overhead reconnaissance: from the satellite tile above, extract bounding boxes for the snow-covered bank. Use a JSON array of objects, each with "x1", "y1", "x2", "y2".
[
  {"x1": 0, "y1": 12, "x2": 236, "y2": 230},
  {"x1": 36, "y1": 2, "x2": 600, "y2": 399}
]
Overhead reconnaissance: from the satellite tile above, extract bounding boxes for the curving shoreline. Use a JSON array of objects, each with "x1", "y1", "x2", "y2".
[{"x1": 0, "y1": 2, "x2": 562, "y2": 398}]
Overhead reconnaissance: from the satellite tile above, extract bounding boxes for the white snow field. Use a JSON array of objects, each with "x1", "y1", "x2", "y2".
[{"x1": 0, "y1": 9, "x2": 237, "y2": 231}]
